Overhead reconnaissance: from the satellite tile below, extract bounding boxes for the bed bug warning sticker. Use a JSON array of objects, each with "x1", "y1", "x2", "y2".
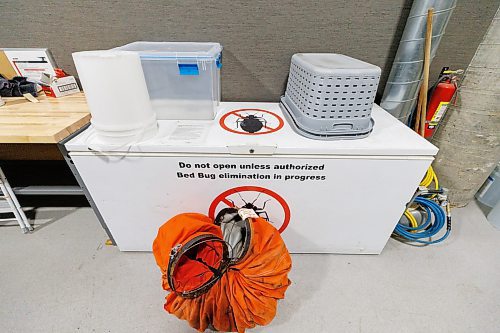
[
  {"x1": 208, "y1": 186, "x2": 291, "y2": 233},
  {"x1": 219, "y1": 109, "x2": 284, "y2": 135}
]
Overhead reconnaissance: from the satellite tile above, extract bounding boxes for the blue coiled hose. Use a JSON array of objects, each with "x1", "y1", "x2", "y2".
[{"x1": 394, "y1": 197, "x2": 450, "y2": 244}]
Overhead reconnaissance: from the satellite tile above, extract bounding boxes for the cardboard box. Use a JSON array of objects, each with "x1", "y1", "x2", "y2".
[
  {"x1": 1, "y1": 48, "x2": 57, "y2": 82},
  {"x1": 41, "y1": 76, "x2": 80, "y2": 98},
  {"x1": 0, "y1": 51, "x2": 18, "y2": 79}
]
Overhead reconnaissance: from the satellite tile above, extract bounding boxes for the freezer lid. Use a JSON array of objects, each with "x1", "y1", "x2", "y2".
[{"x1": 65, "y1": 102, "x2": 438, "y2": 156}]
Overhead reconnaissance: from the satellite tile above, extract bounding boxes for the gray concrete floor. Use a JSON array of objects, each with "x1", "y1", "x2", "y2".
[{"x1": 1, "y1": 202, "x2": 499, "y2": 333}]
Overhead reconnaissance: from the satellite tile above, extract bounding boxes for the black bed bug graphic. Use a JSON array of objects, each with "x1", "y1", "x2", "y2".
[
  {"x1": 236, "y1": 192, "x2": 270, "y2": 220},
  {"x1": 236, "y1": 114, "x2": 268, "y2": 133},
  {"x1": 219, "y1": 109, "x2": 284, "y2": 135},
  {"x1": 214, "y1": 193, "x2": 271, "y2": 227},
  {"x1": 209, "y1": 186, "x2": 291, "y2": 233}
]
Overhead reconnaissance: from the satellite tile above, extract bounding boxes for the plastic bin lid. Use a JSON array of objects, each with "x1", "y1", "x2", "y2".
[
  {"x1": 115, "y1": 42, "x2": 222, "y2": 58},
  {"x1": 292, "y1": 53, "x2": 381, "y2": 76}
]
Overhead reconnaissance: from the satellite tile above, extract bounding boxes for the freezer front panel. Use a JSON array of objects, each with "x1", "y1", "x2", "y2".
[{"x1": 70, "y1": 153, "x2": 432, "y2": 253}]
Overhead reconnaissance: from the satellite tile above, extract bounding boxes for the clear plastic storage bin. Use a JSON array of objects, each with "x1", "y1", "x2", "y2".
[{"x1": 115, "y1": 42, "x2": 222, "y2": 120}]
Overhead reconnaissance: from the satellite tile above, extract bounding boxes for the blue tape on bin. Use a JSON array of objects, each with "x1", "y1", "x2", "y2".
[
  {"x1": 216, "y1": 54, "x2": 222, "y2": 68},
  {"x1": 178, "y1": 64, "x2": 199, "y2": 75}
]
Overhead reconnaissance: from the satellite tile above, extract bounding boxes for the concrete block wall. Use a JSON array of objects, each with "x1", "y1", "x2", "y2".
[
  {"x1": 0, "y1": 0, "x2": 498, "y2": 102},
  {"x1": 432, "y1": 8, "x2": 500, "y2": 206}
]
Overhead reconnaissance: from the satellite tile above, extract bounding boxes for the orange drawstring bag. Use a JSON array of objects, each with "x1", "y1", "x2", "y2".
[{"x1": 153, "y1": 209, "x2": 292, "y2": 332}]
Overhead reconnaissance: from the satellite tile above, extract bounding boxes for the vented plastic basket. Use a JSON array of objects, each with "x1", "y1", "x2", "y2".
[{"x1": 280, "y1": 53, "x2": 381, "y2": 140}]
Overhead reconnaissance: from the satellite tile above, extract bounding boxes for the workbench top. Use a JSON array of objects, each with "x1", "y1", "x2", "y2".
[{"x1": 0, "y1": 93, "x2": 90, "y2": 143}]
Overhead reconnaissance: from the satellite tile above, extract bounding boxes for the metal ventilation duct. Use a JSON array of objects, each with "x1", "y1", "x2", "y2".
[{"x1": 380, "y1": 0, "x2": 457, "y2": 124}]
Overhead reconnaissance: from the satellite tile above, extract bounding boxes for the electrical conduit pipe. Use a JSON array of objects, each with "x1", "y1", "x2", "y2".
[{"x1": 380, "y1": 0, "x2": 456, "y2": 124}]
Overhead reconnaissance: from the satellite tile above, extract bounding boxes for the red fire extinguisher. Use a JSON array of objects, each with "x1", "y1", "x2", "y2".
[{"x1": 424, "y1": 68, "x2": 462, "y2": 138}]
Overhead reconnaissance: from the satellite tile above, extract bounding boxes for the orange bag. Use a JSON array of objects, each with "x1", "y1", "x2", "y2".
[{"x1": 153, "y1": 210, "x2": 292, "y2": 332}]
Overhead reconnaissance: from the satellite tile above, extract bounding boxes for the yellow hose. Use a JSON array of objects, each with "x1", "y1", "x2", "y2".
[
  {"x1": 404, "y1": 209, "x2": 418, "y2": 228},
  {"x1": 420, "y1": 166, "x2": 439, "y2": 190},
  {"x1": 400, "y1": 166, "x2": 439, "y2": 230}
]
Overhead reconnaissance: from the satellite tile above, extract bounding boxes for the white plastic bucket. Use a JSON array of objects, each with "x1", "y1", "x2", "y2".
[{"x1": 72, "y1": 50, "x2": 158, "y2": 146}]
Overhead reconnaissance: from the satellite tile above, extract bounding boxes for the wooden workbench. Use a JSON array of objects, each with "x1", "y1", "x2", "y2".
[
  {"x1": 0, "y1": 92, "x2": 90, "y2": 217},
  {"x1": 0, "y1": 92, "x2": 90, "y2": 144}
]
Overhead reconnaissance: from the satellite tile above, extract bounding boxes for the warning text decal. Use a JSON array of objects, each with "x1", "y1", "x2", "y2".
[{"x1": 177, "y1": 161, "x2": 327, "y2": 182}]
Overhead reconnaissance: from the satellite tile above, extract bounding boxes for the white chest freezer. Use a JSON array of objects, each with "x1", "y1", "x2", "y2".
[{"x1": 64, "y1": 102, "x2": 438, "y2": 254}]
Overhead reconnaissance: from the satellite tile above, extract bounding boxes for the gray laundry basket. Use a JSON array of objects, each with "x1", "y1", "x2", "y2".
[{"x1": 280, "y1": 53, "x2": 381, "y2": 140}]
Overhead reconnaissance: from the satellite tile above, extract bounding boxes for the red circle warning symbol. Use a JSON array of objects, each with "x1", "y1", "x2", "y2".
[
  {"x1": 208, "y1": 186, "x2": 290, "y2": 233},
  {"x1": 219, "y1": 109, "x2": 284, "y2": 135}
]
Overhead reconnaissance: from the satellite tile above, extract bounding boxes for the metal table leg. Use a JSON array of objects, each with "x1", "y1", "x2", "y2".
[
  {"x1": 0, "y1": 166, "x2": 32, "y2": 233},
  {"x1": 58, "y1": 124, "x2": 116, "y2": 245}
]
